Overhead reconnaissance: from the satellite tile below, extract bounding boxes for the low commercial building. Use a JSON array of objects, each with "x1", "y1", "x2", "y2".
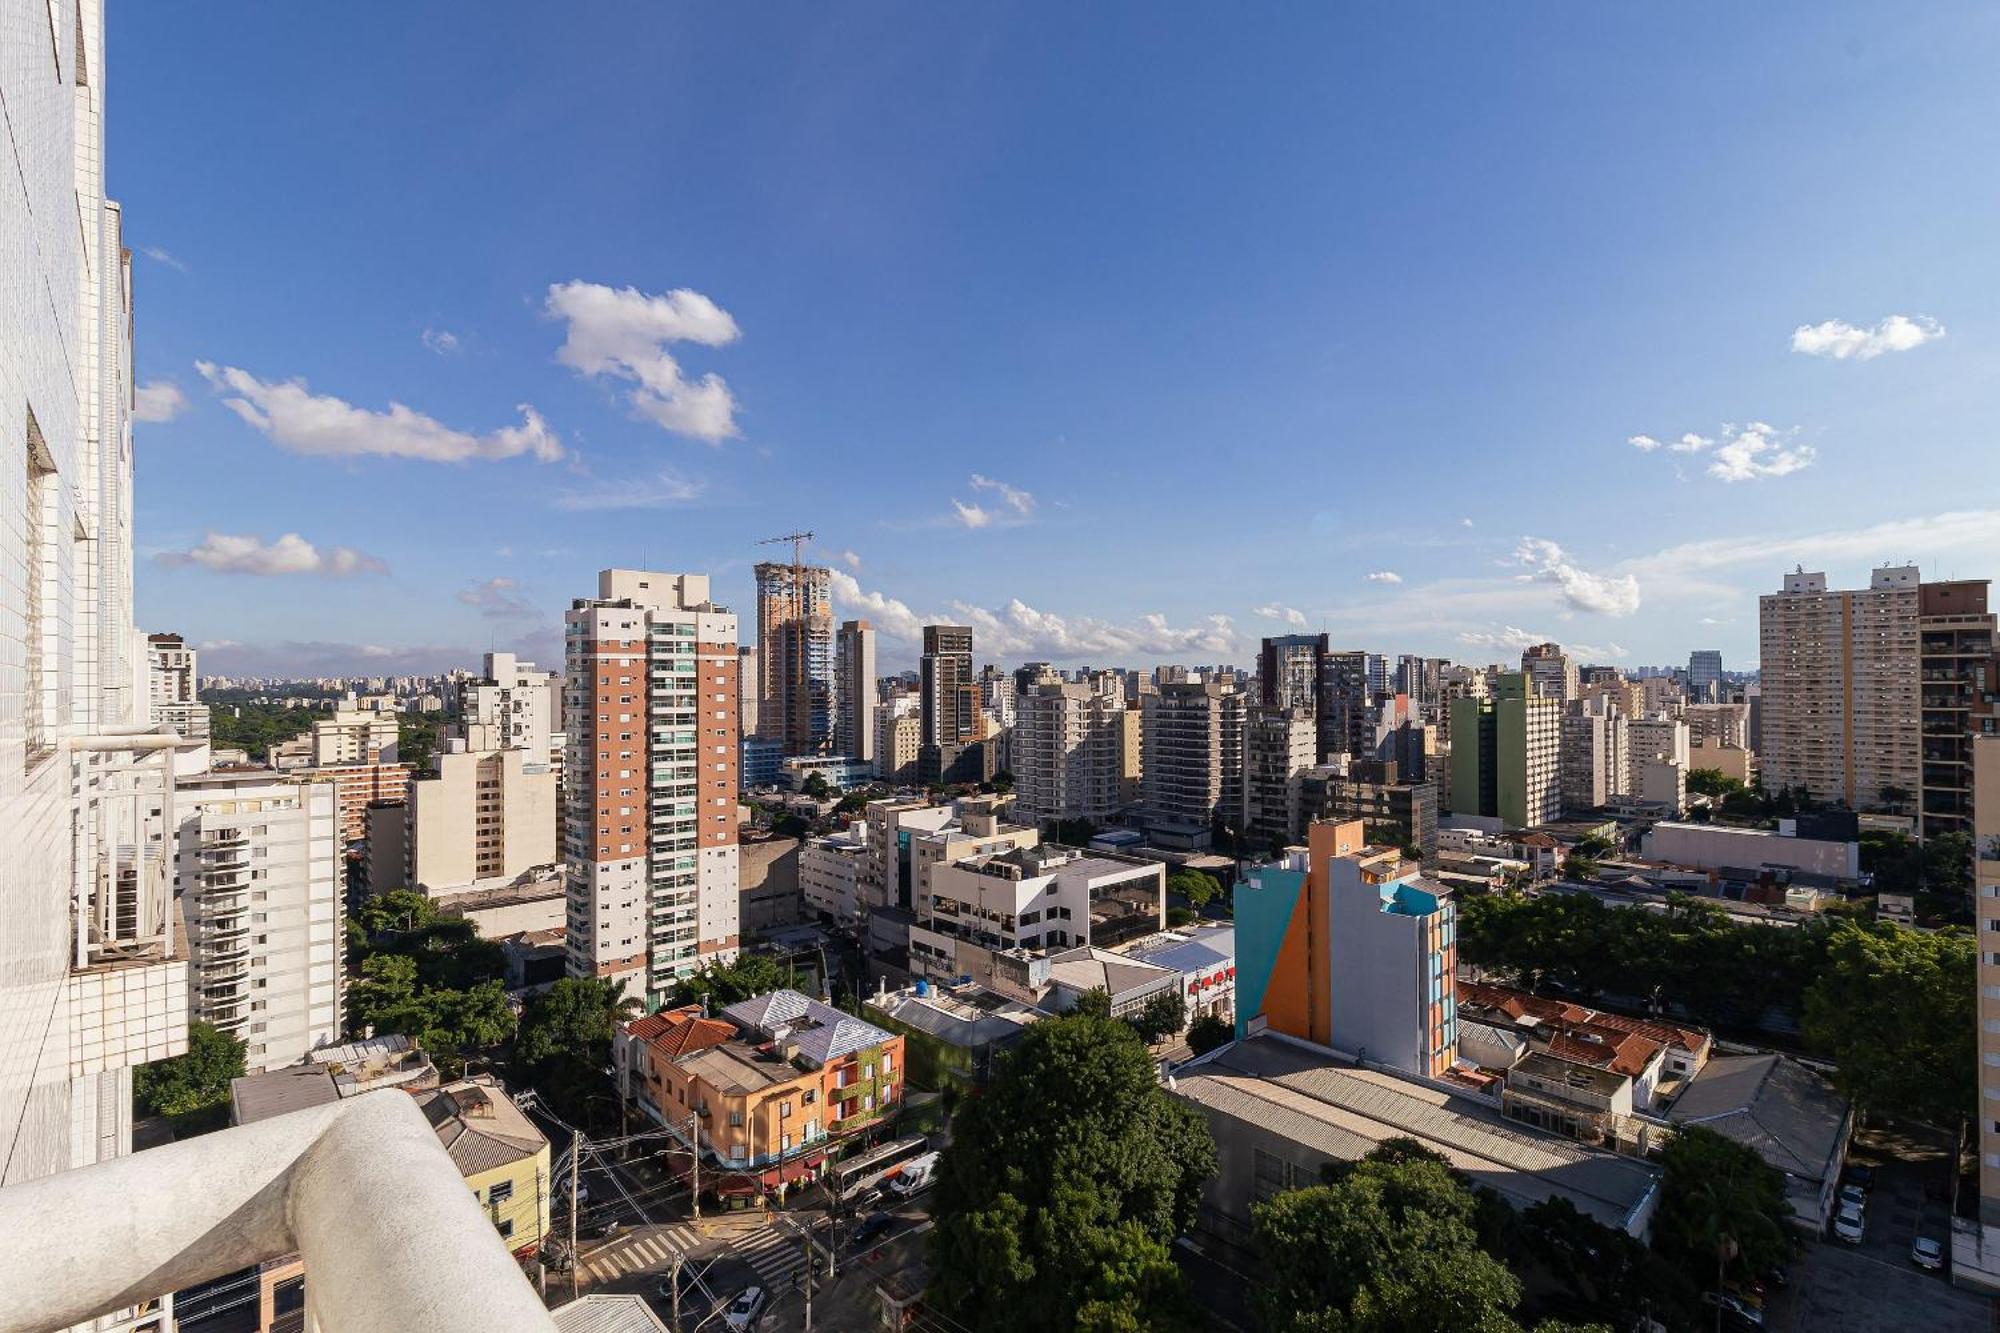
[
  {"x1": 863, "y1": 980, "x2": 1042, "y2": 1091},
  {"x1": 1172, "y1": 1035, "x2": 1662, "y2": 1253},
  {"x1": 909, "y1": 843, "x2": 1165, "y2": 985},
  {"x1": 614, "y1": 990, "x2": 906, "y2": 1189},
  {"x1": 1641, "y1": 820, "x2": 1859, "y2": 880},
  {"x1": 1122, "y1": 924, "x2": 1236, "y2": 1026},
  {"x1": 1038, "y1": 948, "x2": 1180, "y2": 1019},
  {"x1": 436, "y1": 871, "x2": 567, "y2": 938},
  {"x1": 1457, "y1": 979, "x2": 1711, "y2": 1087},
  {"x1": 780, "y1": 754, "x2": 876, "y2": 791},
  {"x1": 1665, "y1": 1052, "x2": 1852, "y2": 1233}
]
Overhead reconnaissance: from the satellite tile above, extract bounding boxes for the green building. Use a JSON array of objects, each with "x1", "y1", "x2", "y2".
[{"x1": 1448, "y1": 673, "x2": 1562, "y2": 828}]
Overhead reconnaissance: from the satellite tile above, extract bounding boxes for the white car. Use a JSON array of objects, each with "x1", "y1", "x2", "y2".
[
  {"x1": 1838, "y1": 1183, "x2": 1867, "y2": 1211},
  {"x1": 722, "y1": 1286, "x2": 767, "y2": 1331},
  {"x1": 1833, "y1": 1204, "x2": 1865, "y2": 1244},
  {"x1": 1912, "y1": 1236, "x2": 1945, "y2": 1271}
]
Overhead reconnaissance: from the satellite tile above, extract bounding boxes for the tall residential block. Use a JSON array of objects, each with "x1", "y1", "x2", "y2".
[
  {"x1": 1962, "y1": 735, "x2": 2000, "y2": 1291},
  {"x1": 565, "y1": 570, "x2": 740, "y2": 1005},
  {"x1": 1918, "y1": 581, "x2": 1996, "y2": 837},
  {"x1": 919, "y1": 624, "x2": 976, "y2": 784},
  {"x1": 311, "y1": 708, "x2": 400, "y2": 766},
  {"x1": 1011, "y1": 665, "x2": 1131, "y2": 826},
  {"x1": 1521, "y1": 642, "x2": 1578, "y2": 704},
  {"x1": 1, "y1": 0, "x2": 193, "y2": 1200},
  {"x1": 835, "y1": 618, "x2": 878, "y2": 771},
  {"x1": 1561, "y1": 708, "x2": 1628, "y2": 813},
  {"x1": 737, "y1": 646, "x2": 760, "y2": 741},
  {"x1": 1259, "y1": 634, "x2": 1326, "y2": 712},
  {"x1": 408, "y1": 744, "x2": 559, "y2": 892},
  {"x1": 1625, "y1": 717, "x2": 1690, "y2": 796},
  {"x1": 1234, "y1": 822, "x2": 1457, "y2": 1077},
  {"x1": 1142, "y1": 678, "x2": 1246, "y2": 849},
  {"x1": 1320, "y1": 650, "x2": 1373, "y2": 763},
  {"x1": 147, "y1": 632, "x2": 209, "y2": 740},
  {"x1": 754, "y1": 561, "x2": 833, "y2": 757},
  {"x1": 1241, "y1": 705, "x2": 1317, "y2": 849},
  {"x1": 173, "y1": 773, "x2": 344, "y2": 1072},
  {"x1": 1688, "y1": 650, "x2": 1723, "y2": 705},
  {"x1": 458, "y1": 651, "x2": 561, "y2": 764},
  {"x1": 1448, "y1": 673, "x2": 1561, "y2": 828},
  {"x1": 1758, "y1": 566, "x2": 1920, "y2": 811}
]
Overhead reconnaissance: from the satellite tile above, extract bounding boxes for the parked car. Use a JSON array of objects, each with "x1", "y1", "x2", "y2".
[
  {"x1": 1833, "y1": 1203, "x2": 1866, "y2": 1244},
  {"x1": 1838, "y1": 1183, "x2": 1867, "y2": 1211},
  {"x1": 851, "y1": 1212, "x2": 899, "y2": 1249},
  {"x1": 1912, "y1": 1236, "x2": 1945, "y2": 1271},
  {"x1": 722, "y1": 1286, "x2": 767, "y2": 1331},
  {"x1": 1701, "y1": 1291, "x2": 1765, "y2": 1330}
]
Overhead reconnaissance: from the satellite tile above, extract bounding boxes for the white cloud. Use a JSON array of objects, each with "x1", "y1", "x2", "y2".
[
  {"x1": 839, "y1": 549, "x2": 863, "y2": 571},
  {"x1": 133, "y1": 380, "x2": 190, "y2": 423},
  {"x1": 457, "y1": 576, "x2": 535, "y2": 618},
  {"x1": 1253, "y1": 604, "x2": 1310, "y2": 627},
  {"x1": 196, "y1": 362, "x2": 561, "y2": 464},
  {"x1": 949, "y1": 475, "x2": 1036, "y2": 530},
  {"x1": 1457, "y1": 626, "x2": 1626, "y2": 661},
  {"x1": 1630, "y1": 432, "x2": 1712, "y2": 453},
  {"x1": 157, "y1": 531, "x2": 388, "y2": 577},
  {"x1": 1791, "y1": 314, "x2": 1944, "y2": 360},
  {"x1": 1706, "y1": 422, "x2": 1815, "y2": 483},
  {"x1": 553, "y1": 469, "x2": 705, "y2": 511},
  {"x1": 831, "y1": 570, "x2": 1239, "y2": 662},
  {"x1": 1364, "y1": 571, "x2": 1403, "y2": 584},
  {"x1": 139, "y1": 246, "x2": 187, "y2": 273},
  {"x1": 1635, "y1": 508, "x2": 2000, "y2": 582},
  {"x1": 545, "y1": 280, "x2": 741, "y2": 442},
  {"x1": 422, "y1": 328, "x2": 461, "y2": 355},
  {"x1": 1514, "y1": 537, "x2": 1641, "y2": 617},
  {"x1": 1460, "y1": 518, "x2": 1475, "y2": 528}
]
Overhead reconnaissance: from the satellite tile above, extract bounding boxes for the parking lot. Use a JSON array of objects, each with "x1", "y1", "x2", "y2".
[{"x1": 1770, "y1": 1125, "x2": 1993, "y2": 1333}]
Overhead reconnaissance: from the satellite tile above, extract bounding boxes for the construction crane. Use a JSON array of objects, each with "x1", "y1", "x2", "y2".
[{"x1": 757, "y1": 531, "x2": 815, "y2": 753}]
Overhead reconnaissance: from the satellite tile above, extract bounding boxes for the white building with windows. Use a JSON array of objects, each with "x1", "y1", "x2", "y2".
[
  {"x1": 801, "y1": 830, "x2": 867, "y2": 924},
  {"x1": 173, "y1": 772, "x2": 345, "y2": 1072},
  {"x1": 147, "y1": 632, "x2": 208, "y2": 741}
]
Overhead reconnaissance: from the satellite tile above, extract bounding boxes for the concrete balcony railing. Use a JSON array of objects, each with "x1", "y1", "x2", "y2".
[{"x1": 0, "y1": 1089, "x2": 556, "y2": 1333}]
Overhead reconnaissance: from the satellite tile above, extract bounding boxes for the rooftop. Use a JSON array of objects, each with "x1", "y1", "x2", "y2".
[
  {"x1": 1175, "y1": 1035, "x2": 1660, "y2": 1232},
  {"x1": 720, "y1": 989, "x2": 898, "y2": 1067},
  {"x1": 1666, "y1": 1053, "x2": 1851, "y2": 1185},
  {"x1": 551, "y1": 1295, "x2": 671, "y2": 1333},
  {"x1": 1043, "y1": 947, "x2": 1178, "y2": 1000},
  {"x1": 416, "y1": 1079, "x2": 549, "y2": 1177},
  {"x1": 1458, "y1": 980, "x2": 1711, "y2": 1057}
]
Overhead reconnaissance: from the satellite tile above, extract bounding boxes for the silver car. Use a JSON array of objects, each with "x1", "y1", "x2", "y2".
[{"x1": 1912, "y1": 1236, "x2": 1945, "y2": 1271}]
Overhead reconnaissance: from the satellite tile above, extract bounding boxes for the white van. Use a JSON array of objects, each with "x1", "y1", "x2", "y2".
[{"x1": 887, "y1": 1151, "x2": 942, "y2": 1198}]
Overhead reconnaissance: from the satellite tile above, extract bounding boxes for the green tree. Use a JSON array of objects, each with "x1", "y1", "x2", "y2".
[
  {"x1": 1185, "y1": 1013, "x2": 1233, "y2": 1056},
  {"x1": 1166, "y1": 870, "x2": 1223, "y2": 911},
  {"x1": 353, "y1": 889, "x2": 438, "y2": 939},
  {"x1": 929, "y1": 1014, "x2": 1216, "y2": 1331},
  {"x1": 1050, "y1": 817, "x2": 1099, "y2": 846},
  {"x1": 1802, "y1": 920, "x2": 1975, "y2": 1122},
  {"x1": 398, "y1": 711, "x2": 444, "y2": 776},
  {"x1": 135, "y1": 1021, "x2": 247, "y2": 1131},
  {"x1": 514, "y1": 977, "x2": 642, "y2": 1125},
  {"x1": 1654, "y1": 1126, "x2": 1793, "y2": 1292},
  {"x1": 1921, "y1": 830, "x2": 1975, "y2": 898},
  {"x1": 834, "y1": 790, "x2": 870, "y2": 816},
  {"x1": 1685, "y1": 769, "x2": 1744, "y2": 801},
  {"x1": 1130, "y1": 988, "x2": 1187, "y2": 1044},
  {"x1": 665, "y1": 952, "x2": 794, "y2": 1010},
  {"x1": 1070, "y1": 986, "x2": 1114, "y2": 1020},
  {"x1": 1517, "y1": 1197, "x2": 1694, "y2": 1331},
  {"x1": 1254, "y1": 1147, "x2": 1530, "y2": 1333},
  {"x1": 801, "y1": 771, "x2": 833, "y2": 799}
]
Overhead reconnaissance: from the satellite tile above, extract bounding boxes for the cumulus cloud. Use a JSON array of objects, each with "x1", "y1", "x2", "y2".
[
  {"x1": 1253, "y1": 603, "x2": 1310, "y2": 627},
  {"x1": 553, "y1": 469, "x2": 705, "y2": 511},
  {"x1": 196, "y1": 362, "x2": 561, "y2": 464},
  {"x1": 1706, "y1": 422, "x2": 1815, "y2": 483},
  {"x1": 1457, "y1": 626, "x2": 1626, "y2": 661},
  {"x1": 1629, "y1": 432, "x2": 1713, "y2": 454},
  {"x1": 949, "y1": 475, "x2": 1036, "y2": 530},
  {"x1": 133, "y1": 380, "x2": 190, "y2": 423},
  {"x1": 139, "y1": 246, "x2": 188, "y2": 273},
  {"x1": 1515, "y1": 537, "x2": 1641, "y2": 617},
  {"x1": 1364, "y1": 571, "x2": 1403, "y2": 584},
  {"x1": 1791, "y1": 314, "x2": 1944, "y2": 361},
  {"x1": 545, "y1": 280, "x2": 741, "y2": 442},
  {"x1": 156, "y1": 531, "x2": 388, "y2": 577},
  {"x1": 831, "y1": 571, "x2": 1239, "y2": 662},
  {"x1": 457, "y1": 576, "x2": 535, "y2": 619},
  {"x1": 839, "y1": 549, "x2": 863, "y2": 571},
  {"x1": 422, "y1": 328, "x2": 461, "y2": 355}
]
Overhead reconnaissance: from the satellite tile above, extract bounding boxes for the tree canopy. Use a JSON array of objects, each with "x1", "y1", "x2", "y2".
[
  {"x1": 1802, "y1": 920, "x2": 1975, "y2": 1123},
  {"x1": 346, "y1": 891, "x2": 511, "y2": 1071},
  {"x1": 135, "y1": 1021, "x2": 247, "y2": 1133},
  {"x1": 1654, "y1": 1126, "x2": 1794, "y2": 1288},
  {"x1": 1166, "y1": 870, "x2": 1223, "y2": 910},
  {"x1": 664, "y1": 952, "x2": 796, "y2": 1010},
  {"x1": 1186, "y1": 1012, "x2": 1233, "y2": 1057},
  {"x1": 513, "y1": 977, "x2": 642, "y2": 1128},
  {"x1": 929, "y1": 1013, "x2": 1216, "y2": 1331}
]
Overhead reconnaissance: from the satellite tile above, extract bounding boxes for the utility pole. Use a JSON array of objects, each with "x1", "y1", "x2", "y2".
[
  {"x1": 569, "y1": 1130, "x2": 582, "y2": 1301},
  {"x1": 689, "y1": 1109, "x2": 702, "y2": 1221},
  {"x1": 669, "y1": 1250, "x2": 681, "y2": 1333},
  {"x1": 800, "y1": 1230, "x2": 815, "y2": 1333}
]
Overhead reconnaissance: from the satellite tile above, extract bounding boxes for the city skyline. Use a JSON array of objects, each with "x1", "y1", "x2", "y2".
[{"x1": 120, "y1": 4, "x2": 2000, "y2": 676}]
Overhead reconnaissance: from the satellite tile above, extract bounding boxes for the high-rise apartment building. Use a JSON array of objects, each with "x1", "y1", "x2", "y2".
[
  {"x1": 1917, "y1": 581, "x2": 1996, "y2": 837},
  {"x1": 311, "y1": 708, "x2": 400, "y2": 766},
  {"x1": 919, "y1": 624, "x2": 976, "y2": 784},
  {"x1": 408, "y1": 744, "x2": 559, "y2": 891},
  {"x1": 1142, "y1": 679, "x2": 1246, "y2": 849},
  {"x1": 1320, "y1": 650, "x2": 1373, "y2": 762},
  {"x1": 875, "y1": 706, "x2": 921, "y2": 786},
  {"x1": 1521, "y1": 642, "x2": 1578, "y2": 704},
  {"x1": 1626, "y1": 717, "x2": 1690, "y2": 796},
  {"x1": 737, "y1": 646, "x2": 760, "y2": 740},
  {"x1": 1011, "y1": 665, "x2": 1131, "y2": 826},
  {"x1": 1759, "y1": 566, "x2": 1921, "y2": 810},
  {"x1": 1241, "y1": 705, "x2": 1317, "y2": 849},
  {"x1": 0, "y1": 0, "x2": 193, "y2": 1209},
  {"x1": 1688, "y1": 650, "x2": 1723, "y2": 705},
  {"x1": 564, "y1": 570, "x2": 740, "y2": 1005},
  {"x1": 834, "y1": 619, "x2": 878, "y2": 771},
  {"x1": 1448, "y1": 673, "x2": 1561, "y2": 828},
  {"x1": 147, "y1": 632, "x2": 209, "y2": 740},
  {"x1": 754, "y1": 561, "x2": 833, "y2": 757},
  {"x1": 1365, "y1": 654, "x2": 1390, "y2": 703},
  {"x1": 173, "y1": 773, "x2": 344, "y2": 1072},
  {"x1": 1682, "y1": 703, "x2": 1750, "y2": 750},
  {"x1": 458, "y1": 651, "x2": 561, "y2": 762},
  {"x1": 1561, "y1": 708, "x2": 1628, "y2": 813}
]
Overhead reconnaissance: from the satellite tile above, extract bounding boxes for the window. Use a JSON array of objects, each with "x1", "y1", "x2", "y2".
[
  {"x1": 780, "y1": 1100, "x2": 793, "y2": 1119},
  {"x1": 497, "y1": 1219, "x2": 514, "y2": 1239},
  {"x1": 488, "y1": 1180, "x2": 514, "y2": 1205}
]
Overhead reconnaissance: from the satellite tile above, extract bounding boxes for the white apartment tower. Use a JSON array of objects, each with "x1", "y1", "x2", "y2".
[
  {"x1": 1011, "y1": 665, "x2": 1130, "y2": 826},
  {"x1": 1758, "y1": 566, "x2": 1921, "y2": 809},
  {"x1": 172, "y1": 773, "x2": 344, "y2": 1072},
  {"x1": 835, "y1": 619, "x2": 878, "y2": 771},
  {"x1": 146, "y1": 632, "x2": 208, "y2": 740},
  {"x1": 310, "y1": 708, "x2": 400, "y2": 766},
  {"x1": 1561, "y1": 708, "x2": 1628, "y2": 813},
  {"x1": 1, "y1": 0, "x2": 192, "y2": 1222},
  {"x1": 564, "y1": 570, "x2": 740, "y2": 1006},
  {"x1": 458, "y1": 650, "x2": 561, "y2": 763}
]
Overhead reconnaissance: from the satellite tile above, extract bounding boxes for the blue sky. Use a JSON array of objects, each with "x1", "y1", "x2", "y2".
[{"x1": 119, "y1": 3, "x2": 2000, "y2": 676}]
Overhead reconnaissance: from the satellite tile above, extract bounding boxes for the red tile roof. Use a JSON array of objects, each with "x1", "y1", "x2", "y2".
[{"x1": 625, "y1": 1007, "x2": 734, "y2": 1060}]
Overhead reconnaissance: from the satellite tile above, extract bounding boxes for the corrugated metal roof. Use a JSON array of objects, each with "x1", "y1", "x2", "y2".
[
  {"x1": 1666, "y1": 1053, "x2": 1848, "y2": 1182},
  {"x1": 551, "y1": 1294, "x2": 670, "y2": 1333}
]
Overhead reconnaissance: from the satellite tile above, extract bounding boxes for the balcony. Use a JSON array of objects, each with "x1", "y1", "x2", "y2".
[{"x1": 0, "y1": 1091, "x2": 554, "y2": 1333}]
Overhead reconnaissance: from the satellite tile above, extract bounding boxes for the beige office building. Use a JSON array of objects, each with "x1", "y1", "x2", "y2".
[
  {"x1": 1758, "y1": 566, "x2": 1920, "y2": 811},
  {"x1": 408, "y1": 745, "x2": 558, "y2": 893},
  {"x1": 311, "y1": 708, "x2": 401, "y2": 766}
]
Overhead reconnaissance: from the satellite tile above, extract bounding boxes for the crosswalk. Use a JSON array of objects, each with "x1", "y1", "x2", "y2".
[{"x1": 582, "y1": 1220, "x2": 807, "y2": 1292}]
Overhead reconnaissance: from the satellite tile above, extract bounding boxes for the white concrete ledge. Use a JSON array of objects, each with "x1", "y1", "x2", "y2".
[{"x1": 0, "y1": 1090, "x2": 557, "y2": 1333}]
